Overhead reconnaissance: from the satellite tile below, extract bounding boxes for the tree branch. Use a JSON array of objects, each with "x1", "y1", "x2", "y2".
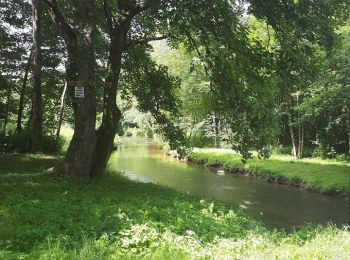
[
  {"x1": 132, "y1": 2, "x2": 150, "y2": 16},
  {"x1": 127, "y1": 35, "x2": 168, "y2": 47},
  {"x1": 184, "y1": 31, "x2": 211, "y2": 78},
  {"x1": 42, "y1": 0, "x2": 75, "y2": 43},
  {"x1": 103, "y1": 0, "x2": 114, "y2": 33}
]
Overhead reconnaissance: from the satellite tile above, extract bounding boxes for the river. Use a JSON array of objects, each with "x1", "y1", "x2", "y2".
[{"x1": 109, "y1": 138, "x2": 349, "y2": 229}]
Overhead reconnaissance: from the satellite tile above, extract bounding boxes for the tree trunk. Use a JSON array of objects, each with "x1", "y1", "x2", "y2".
[
  {"x1": 346, "y1": 106, "x2": 350, "y2": 155},
  {"x1": 300, "y1": 123, "x2": 304, "y2": 158},
  {"x1": 90, "y1": 6, "x2": 131, "y2": 176},
  {"x1": 16, "y1": 48, "x2": 33, "y2": 133},
  {"x1": 31, "y1": 0, "x2": 43, "y2": 152},
  {"x1": 55, "y1": 81, "x2": 67, "y2": 141},
  {"x1": 214, "y1": 113, "x2": 220, "y2": 148},
  {"x1": 45, "y1": 0, "x2": 97, "y2": 178},
  {"x1": 2, "y1": 83, "x2": 12, "y2": 135},
  {"x1": 287, "y1": 99, "x2": 297, "y2": 158},
  {"x1": 63, "y1": 0, "x2": 97, "y2": 178}
]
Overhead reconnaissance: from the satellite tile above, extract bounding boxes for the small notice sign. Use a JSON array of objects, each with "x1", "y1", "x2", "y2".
[{"x1": 75, "y1": 87, "x2": 85, "y2": 98}]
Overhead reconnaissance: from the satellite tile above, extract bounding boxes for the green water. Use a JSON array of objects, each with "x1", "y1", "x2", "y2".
[{"x1": 109, "y1": 138, "x2": 349, "y2": 229}]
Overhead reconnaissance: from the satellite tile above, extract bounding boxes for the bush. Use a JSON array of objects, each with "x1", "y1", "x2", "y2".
[
  {"x1": 41, "y1": 135, "x2": 64, "y2": 154},
  {"x1": 146, "y1": 128, "x2": 154, "y2": 138},
  {"x1": 0, "y1": 130, "x2": 63, "y2": 154},
  {"x1": 189, "y1": 133, "x2": 215, "y2": 148},
  {"x1": 0, "y1": 133, "x2": 8, "y2": 153},
  {"x1": 313, "y1": 145, "x2": 337, "y2": 159},
  {"x1": 136, "y1": 130, "x2": 145, "y2": 137},
  {"x1": 6, "y1": 130, "x2": 32, "y2": 153},
  {"x1": 273, "y1": 145, "x2": 315, "y2": 158},
  {"x1": 272, "y1": 145, "x2": 292, "y2": 156}
]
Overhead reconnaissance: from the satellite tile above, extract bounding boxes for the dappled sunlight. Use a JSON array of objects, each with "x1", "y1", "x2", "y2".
[
  {"x1": 1, "y1": 154, "x2": 349, "y2": 258},
  {"x1": 0, "y1": 154, "x2": 62, "y2": 175},
  {"x1": 272, "y1": 155, "x2": 350, "y2": 167}
]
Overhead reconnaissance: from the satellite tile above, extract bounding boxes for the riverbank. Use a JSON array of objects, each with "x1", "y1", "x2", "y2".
[
  {"x1": 0, "y1": 153, "x2": 349, "y2": 259},
  {"x1": 188, "y1": 150, "x2": 350, "y2": 196}
]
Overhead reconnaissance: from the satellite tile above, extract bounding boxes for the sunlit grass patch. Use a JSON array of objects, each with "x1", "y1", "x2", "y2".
[{"x1": 0, "y1": 154, "x2": 349, "y2": 259}]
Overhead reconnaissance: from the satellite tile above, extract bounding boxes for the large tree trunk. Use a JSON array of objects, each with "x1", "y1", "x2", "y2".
[
  {"x1": 31, "y1": 0, "x2": 43, "y2": 152},
  {"x1": 90, "y1": 3, "x2": 131, "y2": 176},
  {"x1": 63, "y1": 0, "x2": 97, "y2": 178},
  {"x1": 45, "y1": 0, "x2": 97, "y2": 177},
  {"x1": 16, "y1": 48, "x2": 33, "y2": 133},
  {"x1": 45, "y1": 0, "x2": 142, "y2": 177}
]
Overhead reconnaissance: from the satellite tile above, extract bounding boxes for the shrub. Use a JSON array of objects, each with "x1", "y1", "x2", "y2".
[
  {"x1": 0, "y1": 130, "x2": 63, "y2": 154},
  {"x1": 189, "y1": 133, "x2": 215, "y2": 148},
  {"x1": 41, "y1": 135, "x2": 64, "y2": 154},
  {"x1": 272, "y1": 145, "x2": 292, "y2": 156}
]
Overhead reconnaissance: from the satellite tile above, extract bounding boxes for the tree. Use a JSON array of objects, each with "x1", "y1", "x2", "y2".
[
  {"x1": 40, "y1": 0, "x2": 350, "y2": 177},
  {"x1": 0, "y1": 0, "x2": 32, "y2": 135},
  {"x1": 44, "y1": 0, "x2": 97, "y2": 177},
  {"x1": 31, "y1": 0, "x2": 43, "y2": 152},
  {"x1": 16, "y1": 47, "x2": 33, "y2": 133},
  {"x1": 299, "y1": 23, "x2": 350, "y2": 157}
]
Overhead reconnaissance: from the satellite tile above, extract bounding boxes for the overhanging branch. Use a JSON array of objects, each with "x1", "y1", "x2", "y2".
[
  {"x1": 127, "y1": 35, "x2": 168, "y2": 47},
  {"x1": 42, "y1": 0, "x2": 75, "y2": 43}
]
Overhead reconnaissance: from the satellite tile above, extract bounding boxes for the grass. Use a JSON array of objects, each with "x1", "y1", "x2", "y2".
[
  {"x1": 0, "y1": 154, "x2": 349, "y2": 259},
  {"x1": 189, "y1": 150, "x2": 350, "y2": 195}
]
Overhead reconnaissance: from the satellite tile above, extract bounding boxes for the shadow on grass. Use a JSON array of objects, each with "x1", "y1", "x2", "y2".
[
  {"x1": 0, "y1": 154, "x2": 63, "y2": 175},
  {"x1": 0, "y1": 154, "x2": 263, "y2": 253}
]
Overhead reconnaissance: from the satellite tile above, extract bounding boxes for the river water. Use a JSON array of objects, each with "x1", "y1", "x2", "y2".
[{"x1": 109, "y1": 138, "x2": 349, "y2": 229}]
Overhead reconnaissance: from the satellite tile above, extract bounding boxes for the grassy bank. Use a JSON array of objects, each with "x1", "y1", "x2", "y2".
[
  {"x1": 0, "y1": 154, "x2": 349, "y2": 259},
  {"x1": 188, "y1": 150, "x2": 350, "y2": 195}
]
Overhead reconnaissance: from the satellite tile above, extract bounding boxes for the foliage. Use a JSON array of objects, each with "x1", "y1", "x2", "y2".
[
  {"x1": 2, "y1": 0, "x2": 350, "y2": 162},
  {"x1": 0, "y1": 0, "x2": 67, "y2": 138},
  {"x1": 0, "y1": 130, "x2": 63, "y2": 154},
  {"x1": 0, "y1": 154, "x2": 349, "y2": 259}
]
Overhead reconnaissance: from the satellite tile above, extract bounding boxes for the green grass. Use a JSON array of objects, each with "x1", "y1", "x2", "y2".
[
  {"x1": 0, "y1": 154, "x2": 349, "y2": 259},
  {"x1": 189, "y1": 150, "x2": 350, "y2": 195}
]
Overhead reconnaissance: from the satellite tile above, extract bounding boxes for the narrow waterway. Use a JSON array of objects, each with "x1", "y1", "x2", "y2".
[{"x1": 109, "y1": 138, "x2": 349, "y2": 229}]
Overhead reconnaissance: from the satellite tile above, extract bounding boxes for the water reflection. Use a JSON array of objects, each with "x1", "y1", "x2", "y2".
[{"x1": 109, "y1": 138, "x2": 349, "y2": 229}]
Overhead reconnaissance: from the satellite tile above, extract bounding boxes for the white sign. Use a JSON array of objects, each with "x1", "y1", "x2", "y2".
[{"x1": 75, "y1": 87, "x2": 85, "y2": 98}]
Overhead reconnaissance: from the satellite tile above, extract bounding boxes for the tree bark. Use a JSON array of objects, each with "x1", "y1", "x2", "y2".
[
  {"x1": 2, "y1": 83, "x2": 12, "y2": 135},
  {"x1": 16, "y1": 48, "x2": 33, "y2": 133},
  {"x1": 63, "y1": 0, "x2": 97, "y2": 178},
  {"x1": 300, "y1": 123, "x2": 304, "y2": 158},
  {"x1": 31, "y1": 0, "x2": 43, "y2": 152},
  {"x1": 45, "y1": 0, "x2": 145, "y2": 177},
  {"x1": 45, "y1": 0, "x2": 97, "y2": 177},
  {"x1": 90, "y1": 0, "x2": 133, "y2": 176},
  {"x1": 214, "y1": 113, "x2": 220, "y2": 148},
  {"x1": 287, "y1": 99, "x2": 297, "y2": 158}
]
